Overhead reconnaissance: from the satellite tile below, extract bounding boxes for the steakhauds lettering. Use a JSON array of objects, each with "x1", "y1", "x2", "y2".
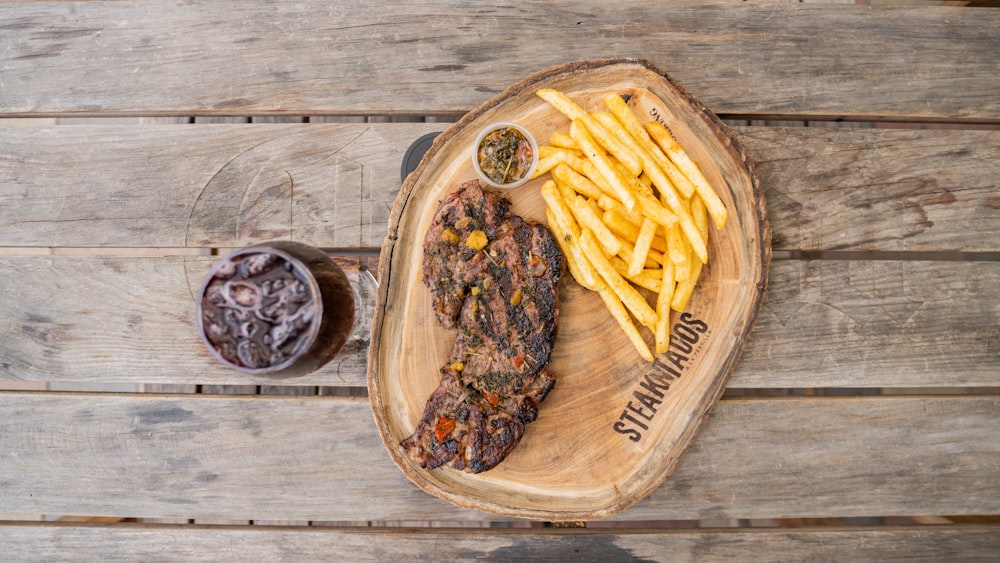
[{"x1": 613, "y1": 313, "x2": 709, "y2": 442}]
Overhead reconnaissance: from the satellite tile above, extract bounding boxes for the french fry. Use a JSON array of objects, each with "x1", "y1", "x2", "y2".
[
  {"x1": 669, "y1": 196, "x2": 702, "y2": 311},
  {"x1": 533, "y1": 157, "x2": 562, "y2": 179},
  {"x1": 637, "y1": 172, "x2": 653, "y2": 190},
  {"x1": 540, "y1": 180, "x2": 578, "y2": 238},
  {"x1": 602, "y1": 149, "x2": 678, "y2": 227},
  {"x1": 630, "y1": 275, "x2": 663, "y2": 294},
  {"x1": 598, "y1": 287, "x2": 653, "y2": 363},
  {"x1": 628, "y1": 218, "x2": 658, "y2": 277},
  {"x1": 580, "y1": 229, "x2": 658, "y2": 330},
  {"x1": 610, "y1": 158, "x2": 654, "y2": 198},
  {"x1": 546, "y1": 208, "x2": 603, "y2": 291},
  {"x1": 567, "y1": 193, "x2": 623, "y2": 256},
  {"x1": 634, "y1": 271, "x2": 666, "y2": 294},
  {"x1": 539, "y1": 145, "x2": 584, "y2": 160},
  {"x1": 586, "y1": 116, "x2": 690, "y2": 235},
  {"x1": 602, "y1": 207, "x2": 642, "y2": 237},
  {"x1": 656, "y1": 179, "x2": 707, "y2": 264},
  {"x1": 691, "y1": 193, "x2": 709, "y2": 244},
  {"x1": 533, "y1": 146, "x2": 587, "y2": 179},
  {"x1": 550, "y1": 130, "x2": 579, "y2": 150},
  {"x1": 602, "y1": 208, "x2": 669, "y2": 253},
  {"x1": 575, "y1": 157, "x2": 616, "y2": 199},
  {"x1": 674, "y1": 245, "x2": 692, "y2": 285},
  {"x1": 666, "y1": 223, "x2": 689, "y2": 271},
  {"x1": 603, "y1": 92, "x2": 652, "y2": 143},
  {"x1": 601, "y1": 198, "x2": 642, "y2": 223},
  {"x1": 535, "y1": 88, "x2": 725, "y2": 363},
  {"x1": 671, "y1": 257, "x2": 702, "y2": 312},
  {"x1": 584, "y1": 100, "x2": 704, "y2": 259},
  {"x1": 537, "y1": 88, "x2": 643, "y2": 177},
  {"x1": 633, "y1": 189, "x2": 679, "y2": 230},
  {"x1": 587, "y1": 198, "x2": 604, "y2": 219},
  {"x1": 645, "y1": 121, "x2": 728, "y2": 230},
  {"x1": 596, "y1": 193, "x2": 625, "y2": 213},
  {"x1": 618, "y1": 238, "x2": 664, "y2": 269},
  {"x1": 610, "y1": 257, "x2": 663, "y2": 293},
  {"x1": 598, "y1": 119, "x2": 706, "y2": 262},
  {"x1": 552, "y1": 163, "x2": 603, "y2": 201},
  {"x1": 569, "y1": 118, "x2": 638, "y2": 212},
  {"x1": 593, "y1": 109, "x2": 692, "y2": 199},
  {"x1": 655, "y1": 259, "x2": 676, "y2": 355},
  {"x1": 600, "y1": 97, "x2": 698, "y2": 199},
  {"x1": 554, "y1": 175, "x2": 577, "y2": 202}
]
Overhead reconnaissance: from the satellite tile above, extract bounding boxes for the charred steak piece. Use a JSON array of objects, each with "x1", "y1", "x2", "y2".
[
  {"x1": 450, "y1": 216, "x2": 563, "y2": 398},
  {"x1": 399, "y1": 365, "x2": 532, "y2": 474},
  {"x1": 403, "y1": 181, "x2": 565, "y2": 474},
  {"x1": 421, "y1": 180, "x2": 510, "y2": 329}
]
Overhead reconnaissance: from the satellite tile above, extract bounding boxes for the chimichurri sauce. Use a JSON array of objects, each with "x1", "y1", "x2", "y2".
[{"x1": 477, "y1": 127, "x2": 534, "y2": 185}]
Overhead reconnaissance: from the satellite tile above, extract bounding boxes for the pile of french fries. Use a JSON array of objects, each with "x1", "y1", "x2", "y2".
[{"x1": 532, "y1": 88, "x2": 728, "y2": 362}]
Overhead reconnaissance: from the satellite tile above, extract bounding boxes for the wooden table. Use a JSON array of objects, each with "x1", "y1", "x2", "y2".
[{"x1": 2, "y1": 1, "x2": 999, "y2": 559}]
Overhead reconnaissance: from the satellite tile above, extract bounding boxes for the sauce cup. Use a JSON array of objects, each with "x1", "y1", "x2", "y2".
[{"x1": 471, "y1": 121, "x2": 538, "y2": 189}]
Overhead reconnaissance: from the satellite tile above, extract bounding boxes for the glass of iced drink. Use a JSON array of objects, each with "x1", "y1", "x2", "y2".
[{"x1": 196, "y1": 241, "x2": 357, "y2": 377}]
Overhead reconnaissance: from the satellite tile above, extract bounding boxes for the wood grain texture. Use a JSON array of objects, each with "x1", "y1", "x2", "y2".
[
  {"x1": 0, "y1": 393, "x2": 997, "y2": 521},
  {"x1": 369, "y1": 59, "x2": 769, "y2": 520},
  {"x1": 0, "y1": 124, "x2": 427, "y2": 249},
  {"x1": 1, "y1": 257, "x2": 996, "y2": 388},
  {"x1": 2, "y1": 124, "x2": 997, "y2": 251},
  {"x1": 740, "y1": 259, "x2": 1000, "y2": 388},
  {"x1": 1, "y1": 3, "x2": 997, "y2": 121},
  {"x1": 3, "y1": 522, "x2": 1000, "y2": 562},
  {"x1": 0, "y1": 255, "x2": 377, "y2": 387},
  {"x1": 743, "y1": 127, "x2": 1000, "y2": 253}
]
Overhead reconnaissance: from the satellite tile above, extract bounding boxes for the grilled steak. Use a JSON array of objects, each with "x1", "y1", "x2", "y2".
[
  {"x1": 399, "y1": 366, "x2": 532, "y2": 473},
  {"x1": 450, "y1": 216, "x2": 562, "y2": 397},
  {"x1": 421, "y1": 180, "x2": 510, "y2": 329},
  {"x1": 402, "y1": 180, "x2": 565, "y2": 473}
]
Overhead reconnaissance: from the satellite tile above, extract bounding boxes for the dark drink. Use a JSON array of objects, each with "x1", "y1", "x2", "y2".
[{"x1": 196, "y1": 242, "x2": 356, "y2": 377}]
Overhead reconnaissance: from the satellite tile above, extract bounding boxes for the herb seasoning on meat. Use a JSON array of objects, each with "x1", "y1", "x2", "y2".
[
  {"x1": 403, "y1": 180, "x2": 565, "y2": 474},
  {"x1": 477, "y1": 126, "x2": 534, "y2": 185}
]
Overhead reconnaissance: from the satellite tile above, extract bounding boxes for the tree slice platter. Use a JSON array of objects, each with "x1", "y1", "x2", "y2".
[{"x1": 369, "y1": 59, "x2": 770, "y2": 520}]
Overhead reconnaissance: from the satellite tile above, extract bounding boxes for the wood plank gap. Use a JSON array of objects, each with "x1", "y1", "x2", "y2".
[
  {"x1": 3, "y1": 518, "x2": 1000, "y2": 532},
  {"x1": 5, "y1": 519, "x2": 1000, "y2": 531},
  {"x1": 0, "y1": 247, "x2": 213, "y2": 257},
  {"x1": 0, "y1": 248, "x2": 379, "y2": 258},
  {"x1": 773, "y1": 250, "x2": 1000, "y2": 262},
  {"x1": 722, "y1": 388, "x2": 1000, "y2": 398},
  {"x1": 719, "y1": 114, "x2": 1000, "y2": 128},
  {"x1": 0, "y1": 389, "x2": 370, "y2": 401},
  {"x1": 318, "y1": 247, "x2": 382, "y2": 257}
]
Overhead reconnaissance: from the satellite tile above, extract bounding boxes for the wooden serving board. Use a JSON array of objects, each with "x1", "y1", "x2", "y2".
[{"x1": 369, "y1": 59, "x2": 770, "y2": 520}]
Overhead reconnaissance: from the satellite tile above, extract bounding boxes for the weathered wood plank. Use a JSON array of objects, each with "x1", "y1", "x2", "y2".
[
  {"x1": 0, "y1": 394, "x2": 997, "y2": 521},
  {"x1": 1, "y1": 256, "x2": 996, "y2": 388},
  {"x1": 738, "y1": 259, "x2": 1000, "y2": 388},
  {"x1": 0, "y1": 124, "x2": 428, "y2": 249},
  {"x1": 3, "y1": 522, "x2": 1000, "y2": 562},
  {"x1": 742, "y1": 127, "x2": 1000, "y2": 253},
  {"x1": 0, "y1": 255, "x2": 377, "y2": 387},
  {"x1": 2, "y1": 3, "x2": 997, "y2": 121},
  {"x1": 2, "y1": 125, "x2": 998, "y2": 252}
]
